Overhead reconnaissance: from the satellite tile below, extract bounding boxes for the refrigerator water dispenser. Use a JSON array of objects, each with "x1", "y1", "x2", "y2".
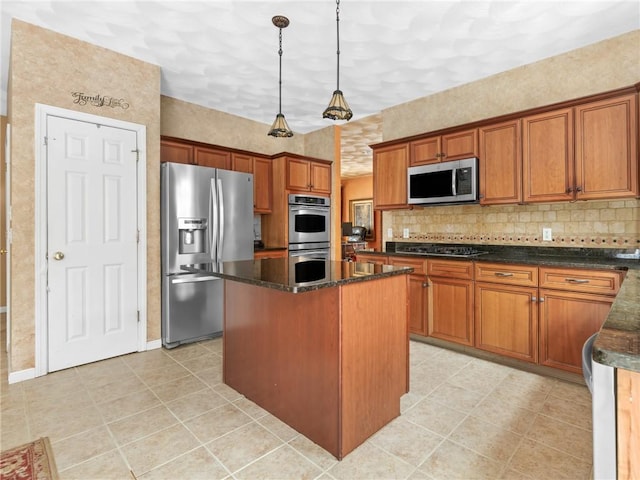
[{"x1": 178, "y1": 218, "x2": 207, "y2": 254}]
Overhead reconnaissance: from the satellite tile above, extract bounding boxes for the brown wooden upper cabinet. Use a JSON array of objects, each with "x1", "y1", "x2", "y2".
[
  {"x1": 522, "y1": 93, "x2": 638, "y2": 203},
  {"x1": 286, "y1": 158, "x2": 331, "y2": 195},
  {"x1": 232, "y1": 153, "x2": 273, "y2": 213},
  {"x1": 574, "y1": 94, "x2": 638, "y2": 200},
  {"x1": 522, "y1": 107, "x2": 575, "y2": 203},
  {"x1": 373, "y1": 143, "x2": 408, "y2": 209},
  {"x1": 479, "y1": 119, "x2": 522, "y2": 205},
  {"x1": 160, "y1": 139, "x2": 193, "y2": 164},
  {"x1": 194, "y1": 146, "x2": 231, "y2": 170},
  {"x1": 410, "y1": 129, "x2": 477, "y2": 166},
  {"x1": 160, "y1": 139, "x2": 231, "y2": 170}
]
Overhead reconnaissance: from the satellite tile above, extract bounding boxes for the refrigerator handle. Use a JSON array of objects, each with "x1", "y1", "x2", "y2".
[
  {"x1": 217, "y1": 178, "x2": 225, "y2": 263},
  {"x1": 210, "y1": 178, "x2": 218, "y2": 261}
]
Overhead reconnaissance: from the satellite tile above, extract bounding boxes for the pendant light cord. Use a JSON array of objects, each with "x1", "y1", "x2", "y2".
[
  {"x1": 335, "y1": 0, "x2": 340, "y2": 92},
  {"x1": 278, "y1": 27, "x2": 283, "y2": 114}
]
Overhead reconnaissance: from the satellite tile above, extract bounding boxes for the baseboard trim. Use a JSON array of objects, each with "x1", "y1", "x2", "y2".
[
  {"x1": 8, "y1": 368, "x2": 35, "y2": 384},
  {"x1": 146, "y1": 339, "x2": 161, "y2": 351}
]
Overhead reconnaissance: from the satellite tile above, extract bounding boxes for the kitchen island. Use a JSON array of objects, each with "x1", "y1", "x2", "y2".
[{"x1": 183, "y1": 259, "x2": 412, "y2": 459}]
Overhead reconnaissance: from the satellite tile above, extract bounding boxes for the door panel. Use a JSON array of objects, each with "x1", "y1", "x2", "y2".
[{"x1": 47, "y1": 116, "x2": 138, "y2": 371}]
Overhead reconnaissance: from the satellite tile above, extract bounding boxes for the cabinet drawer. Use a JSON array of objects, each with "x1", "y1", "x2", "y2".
[
  {"x1": 388, "y1": 256, "x2": 427, "y2": 275},
  {"x1": 539, "y1": 267, "x2": 623, "y2": 295},
  {"x1": 474, "y1": 262, "x2": 538, "y2": 287},
  {"x1": 427, "y1": 259, "x2": 474, "y2": 280}
]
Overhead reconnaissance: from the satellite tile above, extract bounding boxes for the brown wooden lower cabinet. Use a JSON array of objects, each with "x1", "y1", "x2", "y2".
[
  {"x1": 355, "y1": 256, "x2": 624, "y2": 376},
  {"x1": 474, "y1": 282, "x2": 539, "y2": 363},
  {"x1": 538, "y1": 289, "x2": 614, "y2": 374},
  {"x1": 388, "y1": 256, "x2": 428, "y2": 336},
  {"x1": 223, "y1": 274, "x2": 409, "y2": 460},
  {"x1": 617, "y1": 368, "x2": 640, "y2": 479}
]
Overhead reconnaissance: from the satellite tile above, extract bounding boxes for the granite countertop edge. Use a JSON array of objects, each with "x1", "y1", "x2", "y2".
[
  {"x1": 182, "y1": 263, "x2": 413, "y2": 294},
  {"x1": 363, "y1": 245, "x2": 640, "y2": 373}
]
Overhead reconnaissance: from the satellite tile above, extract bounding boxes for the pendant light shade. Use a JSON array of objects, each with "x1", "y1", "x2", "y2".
[
  {"x1": 323, "y1": 0, "x2": 353, "y2": 121},
  {"x1": 268, "y1": 15, "x2": 293, "y2": 138}
]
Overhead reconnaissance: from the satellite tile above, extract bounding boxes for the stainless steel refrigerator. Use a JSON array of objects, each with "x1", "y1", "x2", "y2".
[{"x1": 161, "y1": 162, "x2": 254, "y2": 348}]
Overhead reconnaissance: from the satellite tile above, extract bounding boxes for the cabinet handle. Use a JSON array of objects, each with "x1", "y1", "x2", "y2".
[
  {"x1": 566, "y1": 187, "x2": 573, "y2": 193},
  {"x1": 576, "y1": 186, "x2": 583, "y2": 192},
  {"x1": 494, "y1": 272, "x2": 514, "y2": 277},
  {"x1": 565, "y1": 278, "x2": 589, "y2": 284}
]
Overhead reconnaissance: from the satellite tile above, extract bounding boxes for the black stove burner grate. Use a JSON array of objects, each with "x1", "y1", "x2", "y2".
[{"x1": 399, "y1": 244, "x2": 489, "y2": 257}]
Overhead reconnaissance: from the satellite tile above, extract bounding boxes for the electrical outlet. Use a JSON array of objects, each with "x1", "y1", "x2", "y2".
[
  {"x1": 542, "y1": 228, "x2": 552, "y2": 241},
  {"x1": 403, "y1": 228, "x2": 410, "y2": 239},
  {"x1": 387, "y1": 228, "x2": 393, "y2": 238}
]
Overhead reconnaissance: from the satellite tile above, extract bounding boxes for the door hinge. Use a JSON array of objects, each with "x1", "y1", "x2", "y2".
[
  {"x1": 131, "y1": 149, "x2": 140, "y2": 162},
  {"x1": 44, "y1": 136, "x2": 48, "y2": 146},
  {"x1": 136, "y1": 229, "x2": 140, "y2": 244},
  {"x1": 137, "y1": 311, "x2": 140, "y2": 323}
]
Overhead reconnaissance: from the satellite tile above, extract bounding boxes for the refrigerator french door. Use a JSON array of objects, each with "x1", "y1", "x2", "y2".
[{"x1": 161, "y1": 162, "x2": 253, "y2": 348}]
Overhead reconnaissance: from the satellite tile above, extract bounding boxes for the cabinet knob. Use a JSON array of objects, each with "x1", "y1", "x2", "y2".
[
  {"x1": 539, "y1": 297, "x2": 545, "y2": 302},
  {"x1": 576, "y1": 186, "x2": 583, "y2": 192},
  {"x1": 422, "y1": 282, "x2": 429, "y2": 288},
  {"x1": 566, "y1": 187, "x2": 573, "y2": 193},
  {"x1": 532, "y1": 296, "x2": 537, "y2": 302}
]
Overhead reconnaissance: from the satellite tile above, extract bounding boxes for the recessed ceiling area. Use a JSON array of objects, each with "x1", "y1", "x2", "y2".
[{"x1": 1, "y1": 1, "x2": 638, "y2": 177}]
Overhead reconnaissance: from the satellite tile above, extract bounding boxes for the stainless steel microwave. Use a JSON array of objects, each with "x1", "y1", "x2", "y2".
[{"x1": 407, "y1": 157, "x2": 478, "y2": 205}]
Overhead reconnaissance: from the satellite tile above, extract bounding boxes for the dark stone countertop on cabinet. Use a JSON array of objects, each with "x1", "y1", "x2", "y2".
[{"x1": 182, "y1": 259, "x2": 413, "y2": 294}]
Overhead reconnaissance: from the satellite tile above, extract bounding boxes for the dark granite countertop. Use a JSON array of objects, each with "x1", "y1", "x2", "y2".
[
  {"x1": 182, "y1": 259, "x2": 413, "y2": 294},
  {"x1": 365, "y1": 243, "x2": 640, "y2": 373}
]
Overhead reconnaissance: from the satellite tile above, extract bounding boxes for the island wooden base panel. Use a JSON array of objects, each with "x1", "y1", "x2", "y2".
[{"x1": 223, "y1": 275, "x2": 409, "y2": 460}]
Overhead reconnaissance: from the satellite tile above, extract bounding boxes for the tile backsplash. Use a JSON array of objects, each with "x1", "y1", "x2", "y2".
[{"x1": 384, "y1": 199, "x2": 639, "y2": 248}]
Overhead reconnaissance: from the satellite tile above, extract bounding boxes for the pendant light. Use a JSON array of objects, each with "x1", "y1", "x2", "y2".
[
  {"x1": 323, "y1": 0, "x2": 353, "y2": 121},
  {"x1": 268, "y1": 15, "x2": 294, "y2": 138}
]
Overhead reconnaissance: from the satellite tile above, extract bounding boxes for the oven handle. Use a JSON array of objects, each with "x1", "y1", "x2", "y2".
[
  {"x1": 289, "y1": 205, "x2": 330, "y2": 212},
  {"x1": 289, "y1": 249, "x2": 330, "y2": 258}
]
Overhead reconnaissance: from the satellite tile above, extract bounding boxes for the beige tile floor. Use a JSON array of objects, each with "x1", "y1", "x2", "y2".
[{"x1": 1, "y1": 325, "x2": 594, "y2": 479}]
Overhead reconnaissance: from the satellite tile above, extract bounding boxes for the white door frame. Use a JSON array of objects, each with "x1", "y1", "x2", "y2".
[{"x1": 34, "y1": 104, "x2": 147, "y2": 377}]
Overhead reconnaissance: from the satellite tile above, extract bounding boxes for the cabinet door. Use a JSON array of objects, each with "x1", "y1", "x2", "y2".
[
  {"x1": 475, "y1": 282, "x2": 538, "y2": 363},
  {"x1": 161, "y1": 140, "x2": 193, "y2": 164},
  {"x1": 429, "y1": 277, "x2": 474, "y2": 346},
  {"x1": 479, "y1": 120, "x2": 522, "y2": 205},
  {"x1": 388, "y1": 256, "x2": 428, "y2": 336},
  {"x1": 373, "y1": 143, "x2": 408, "y2": 209},
  {"x1": 195, "y1": 147, "x2": 231, "y2": 170},
  {"x1": 410, "y1": 137, "x2": 441, "y2": 166},
  {"x1": 310, "y1": 162, "x2": 331, "y2": 195},
  {"x1": 522, "y1": 108, "x2": 574, "y2": 203},
  {"x1": 286, "y1": 158, "x2": 311, "y2": 191},
  {"x1": 232, "y1": 153, "x2": 253, "y2": 174},
  {"x1": 539, "y1": 289, "x2": 613, "y2": 374},
  {"x1": 575, "y1": 94, "x2": 638, "y2": 199},
  {"x1": 442, "y1": 128, "x2": 478, "y2": 161},
  {"x1": 253, "y1": 157, "x2": 273, "y2": 213}
]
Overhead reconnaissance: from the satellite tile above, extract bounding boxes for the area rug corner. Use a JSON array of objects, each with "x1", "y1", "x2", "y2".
[{"x1": 0, "y1": 437, "x2": 59, "y2": 480}]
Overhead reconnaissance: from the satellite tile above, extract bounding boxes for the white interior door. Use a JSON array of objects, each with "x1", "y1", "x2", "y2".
[{"x1": 47, "y1": 116, "x2": 139, "y2": 372}]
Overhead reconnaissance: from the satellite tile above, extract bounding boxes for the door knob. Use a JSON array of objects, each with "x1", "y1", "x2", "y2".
[
  {"x1": 0, "y1": 249, "x2": 6, "y2": 254},
  {"x1": 53, "y1": 251, "x2": 65, "y2": 261}
]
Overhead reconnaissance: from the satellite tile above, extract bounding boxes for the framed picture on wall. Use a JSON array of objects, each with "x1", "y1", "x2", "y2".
[{"x1": 350, "y1": 198, "x2": 374, "y2": 241}]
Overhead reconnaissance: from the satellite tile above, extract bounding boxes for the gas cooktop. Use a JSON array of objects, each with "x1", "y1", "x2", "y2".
[{"x1": 396, "y1": 244, "x2": 489, "y2": 258}]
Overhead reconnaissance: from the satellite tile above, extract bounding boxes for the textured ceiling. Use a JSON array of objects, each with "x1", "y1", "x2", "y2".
[{"x1": 1, "y1": 1, "x2": 638, "y2": 177}]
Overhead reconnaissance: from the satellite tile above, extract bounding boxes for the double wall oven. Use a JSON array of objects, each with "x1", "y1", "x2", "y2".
[{"x1": 288, "y1": 194, "x2": 331, "y2": 260}]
